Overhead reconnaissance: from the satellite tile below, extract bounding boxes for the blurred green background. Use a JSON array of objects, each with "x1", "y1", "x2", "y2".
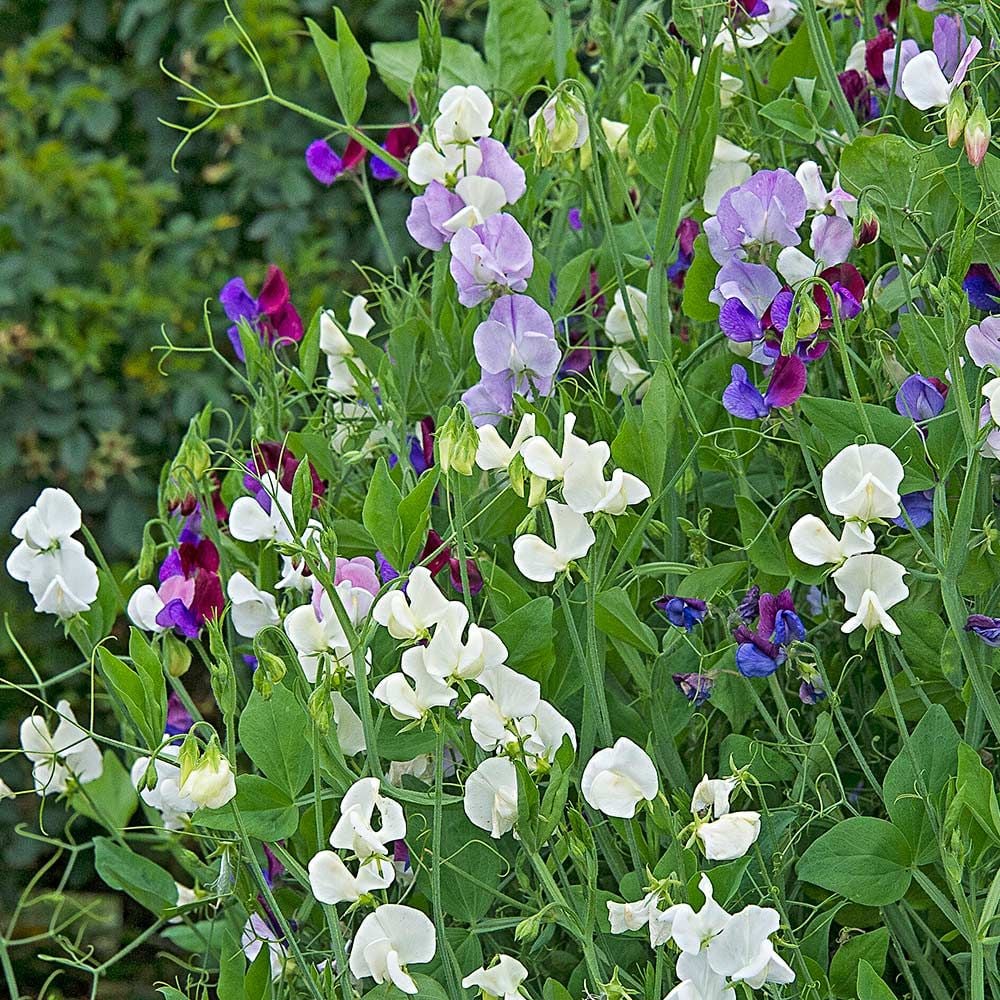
[{"x1": 0, "y1": 2, "x2": 481, "y2": 994}]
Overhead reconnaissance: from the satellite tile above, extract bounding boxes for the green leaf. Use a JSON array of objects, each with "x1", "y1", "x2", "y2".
[
  {"x1": 610, "y1": 366, "x2": 680, "y2": 494},
  {"x1": 290, "y1": 452, "x2": 314, "y2": 536},
  {"x1": 492, "y1": 597, "x2": 555, "y2": 680},
  {"x1": 552, "y1": 249, "x2": 594, "y2": 318},
  {"x1": 94, "y1": 836, "x2": 178, "y2": 914},
  {"x1": 372, "y1": 39, "x2": 489, "y2": 104},
  {"x1": 239, "y1": 686, "x2": 312, "y2": 796},
  {"x1": 97, "y1": 646, "x2": 159, "y2": 749},
  {"x1": 857, "y1": 960, "x2": 899, "y2": 1000},
  {"x1": 830, "y1": 928, "x2": 889, "y2": 998},
  {"x1": 306, "y1": 12, "x2": 369, "y2": 126},
  {"x1": 365, "y1": 976, "x2": 448, "y2": 1000},
  {"x1": 883, "y1": 704, "x2": 959, "y2": 865},
  {"x1": 217, "y1": 925, "x2": 247, "y2": 1000},
  {"x1": 72, "y1": 751, "x2": 138, "y2": 832},
  {"x1": 484, "y1": 0, "x2": 551, "y2": 95},
  {"x1": 595, "y1": 587, "x2": 658, "y2": 654},
  {"x1": 286, "y1": 431, "x2": 336, "y2": 483},
  {"x1": 765, "y1": 22, "x2": 827, "y2": 97},
  {"x1": 398, "y1": 468, "x2": 440, "y2": 567},
  {"x1": 797, "y1": 817, "x2": 913, "y2": 906},
  {"x1": 759, "y1": 98, "x2": 816, "y2": 141},
  {"x1": 195, "y1": 775, "x2": 299, "y2": 841},
  {"x1": 681, "y1": 235, "x2": 720, "y2": 323},
  {"x1": 735, "y1": 495, "x2": 788, "y2": 576},
  {"x1": 675, "y1": 562, "x2": 743, "y2": 601},
  {"x1": 363, "y1": 458, "x2": 404, "y2": 568}
]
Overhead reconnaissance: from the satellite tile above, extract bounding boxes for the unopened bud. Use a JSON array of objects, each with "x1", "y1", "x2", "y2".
[
  {"x1": 163, "y1": 632, "x2": 192, "y2": 677},
  {"x1": 855, "y1": 205, "x2": 880, "y2": 247},
  {"x1": 529, "y1": 92, "x2": 589, "y2": 165},
  {"x1": 795, "y1": 294, "x2": 821, "y2": 339},
  {"x1": 965, "y1": 100, "x2": 991, "y2": 168},
  {"x1": 514, "y1": 910, "x2": 545, "y2": 943},
  {"x1": 308, "y1": 684, "x2": 334, "y2": 734},
  {"x1": 946, "y1": 89, "x2": 968, "y2": 147},
  {"x1": 436, "y1": 404, "x2": 478, "y2": 476}
]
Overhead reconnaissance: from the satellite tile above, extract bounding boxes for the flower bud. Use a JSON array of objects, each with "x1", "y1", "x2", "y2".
[
  {"x1": 178, "y1": 737, "x2": 236, "y2": 810},
  {"x1": 965, "y1": 100, "x2": 991, "y2": 169},
  {"x1": 795, "y1": 295, "x2": 822, "y2": 339},
  {"x1": 308, "y1": 683, "x2": 334, "y2": 734},
  {"x1": 946, "y1": 88, "x2": 968, "y2": 148},
  {"x1": 164, "y1": 415, "x2": 213, "y2": 508},
  {"x1": 529, "y1": 92, "x2": 589, "y2": 165},
  {"x1": 163, "y1": 632, "x2": 192, "y2": 677},
  {"x1": 854, "y1": 205, "x2": 880, "y2": 247},
  {"x1": 436, "y1": 404, "x2": 478, "y2": 476}
]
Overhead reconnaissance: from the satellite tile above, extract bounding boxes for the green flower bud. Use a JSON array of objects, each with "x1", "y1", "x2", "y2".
[
  {"x1": 965, "y1": 99, "x2": 991, "y2": 168},
  {"x1": 946, "y1": 88, "x2": 968, "y2": 147},
  {"x1": 437, "y1": 403, "x2": 478, "y2": 476},
  {"x1": 163, "y1": 632, "x2": 192, "y2": 677}
]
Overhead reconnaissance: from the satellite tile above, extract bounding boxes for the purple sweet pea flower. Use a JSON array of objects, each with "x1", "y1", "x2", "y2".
[
  {"x1": 705, "y1": 169, "x2": 808, "y2": 264},
  {"x1": 476, "y1": 138, "x2": 527, "y2": 203},
  {"x1": 811, "y1": 214, "x2": 854, "y2": 267},
  {"x1": 736, "y1": 586, "x2": 761, "y2": 622},
  {"x1": 668, "y1": 218, "x2": 701, "y2": 288},
  {"x1": 262, "y1": 844, "x2": 286, "y2": 887},
  {"x1": 568, "y1": 207, "x2": 583, "y2": 231},
  {"x1": 734, "y1": 626, "x2": 786, "y2": 677},
  {"x1": 471, "y1": 293, "x2": 560, "y2": 408},
  {"x1": 450, "y1": 214, "x2": 534, "y2": 307},
  {"x1": 964, "y1": 265, "x2": 1000, "y2": 314},
  {"x1": 734, "y1": 589, "x2": 802, "y2": 677},
  {"x1": 891, "y1": 489, "x2": 934, "y2": 528},
  {"x1": 933, "y1": 14, "x2": 968, "y2": 78},
  {"x1": 153, "y1": 538, "x2": 224, "y2": 639},
  {"x1": 966, "y1": 614, "x2": 1000, "y2": 646},
  {"x1": 654, "y1": 595, "x2": 708, "y2": 631},
  {"x1": 763, "y1": 590, "x2": 805, "y2": 646},
  {"x1": 966, "y1": 317, "x2": 1000, "y2": 367},
  {"x1": 673, "y1": 672, "x2": 714, "y2": 706},
  {"x1": 895, "y1": 374, "x2": 947, "y2": 422},
  {"x1": 219, "y1": 266, "x2": 303, "y2": 362},
  {"x1": 799, "y1": 678, "x2": 827, "y2": 705},
  {"x1": 306, "y1": 138, "x2": 366, "y2": 185},
  {"x1": 461, "y1": 376, "x2": 514, "y2": 427},
  {"x1": 165, "y1": 692, "x2": 194, "y2": 737},
  {"x1": 711, "y1": 260, "x2": 783, "y2": 343},
  {"x1": 375, "y1": 551, "x2": 399, "y2": 584},
  {"x1": 723, "y1": 355, "x2": 807, "y2": 420},
  {"x1": 406, "y1": 181, "x2": 466, "y2": 251}
]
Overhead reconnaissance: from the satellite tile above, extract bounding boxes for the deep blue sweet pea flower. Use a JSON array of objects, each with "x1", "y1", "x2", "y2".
[
  {"x1": 964, "y1": 264, "x2": 1000, "y2": 314},
  {"x1": 966, "y1": 614, "x2": 1000, "y2": 647},
  {"x1": 655, "y1": 595, "x2": 708, "y2": 631},
  {"x1": 891, "y1": 490, "x2": 934, "y2": 529},
  {"x1": 734, "y1": 626, "x2": 785, "y2": 677}
]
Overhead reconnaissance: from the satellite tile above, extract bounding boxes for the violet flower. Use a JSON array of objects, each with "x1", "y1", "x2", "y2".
[
  {"x1": 723, "y1": 355, "x2": 806, "y2": 420},
  {"x1": 966, "y1": 614, "x2": 1000, "y2": 646},
  {"x1": 668, "y1": 217, "x2": 700, "y2": 288},
  {"x1": 736, "y1": 586, "x2": 761, "y2": 622},
  {"x1": 654, "y1": 595, "x2": 708, "y2": 631},
  {"x1": 673, "y1": 672, "x2": 714, "y2": 706},
  {"x1": 891, "y1": 490, "x2": 934, "y2": 529},
  {"x1": 370, "y1": 125, "x2": 420, "y2": 181},
  {"x1": 306, "y1": 138, "x2": 366, "y2": 185},
  {"x1": 568, "y1": 207, "x2": 583, "y2": 231},
  {"x1": 933, "y1": 13, "x2": 968, "y2": 78},
  {"x1": 165, "y1": 692, "x2": 194, "y2": 737},
  {"x1": 964, "y1": 265, "x2": 1000, "y2": 314},
  {"x1": 154, "y1": 538, "x2": 225, "y2": 639},
  {"x1": 799, "y1": 678, "x2": 827, "y2": 705},
  {"x1": 219, "y1": 266, "x2": 303, "y2": 362},
  {"x1": 895, "y1": 374, "x2": 947, "y2": 422},
  {"x1": 712, "y1": 260, "x2": 783, "y2": 343},
  {"x1": 813, "y1": 264, "x2": 866, "y2": 325},
  {"x1": 734, "y1": 589, "x2": 803, "y2": 678},
  {"x1": 449, "y1": 214, "x2": 534, "y2": 307}
]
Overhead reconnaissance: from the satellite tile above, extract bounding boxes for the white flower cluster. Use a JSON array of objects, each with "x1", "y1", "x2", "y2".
[
  {"x1": 20, "y1": 700, "x2": 103, "y2": 796},
  {"x1": 690, "y1": 774, "x2": 761, "y2": 862},
  {"x1": 789, "y1": 443, "x2": 909, "y2": 634},
  {"x1": 6, "y1": 488, "x2": 99, "y2": 618},
  {"x1": 609, "y1": 873, "x2": 795, "y2": 998}
]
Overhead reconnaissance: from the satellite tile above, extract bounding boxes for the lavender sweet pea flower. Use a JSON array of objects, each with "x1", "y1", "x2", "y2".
[
  {"x1": 472, "y1": 293, "x2": 560, "y2": 403},
  {"x1": 966, "y1": 614, "x2": 1000, "y2": 646},
  {"x1": 964, "y1": 265, "x2": 1000, "y2": 314},
  {"x1": 711, "y1": 260, "x2": 782, "y2": 343},
  {"x1": 966, "y1": 316, "x2": 1000, "y2": 366},
  {"x1": 461, "y1": 375, "x2": 516, "y2": 427},
  {"x1": 654, "y1": 595, "x2": 708, "y2": 631},
  {"x1": 723, "y1": 355, "x2": 807, "y2": 420},
  {"x1": 810, "y1": 214, "x2": 854, "y2": 267},
  {"x1": 891, "y1": 490, "x2": 934, "y2": 528},
  {"x1": 476, "y1": 138, "x2": 527, "y2": 203},
  {"x1": 883, "y1": 40, "x2": 920, "y2": 98},
  {"x1": 933, "y1": 14, "x2": 968, "y2": 78},
  {"x1": 450, "y1": 214, "x2": 534, "y2": 307},
  {"x1": 406, "y1": 181, "x2": 466, "y2": 250},
  {"x1": 705, "y1": 169, "x2": 808, "y2": 264},
  {"x1": 895, "y1": 374, "x2": 947, "y2": 422},
  {"x1": 673, "y1": 672, "x2": 714, "y2": 706}
]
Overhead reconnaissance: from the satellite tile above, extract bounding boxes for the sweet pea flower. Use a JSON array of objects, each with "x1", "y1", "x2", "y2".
[
  {"x1": 423, "y1": 602, "x2": 507, "y2": 682},
  {"x1": 964, "y1": 265, "x2": 1000, "y2": 314},
  {"x1": 219, "y1": 266, "x2": 303, "y2": 362},
  {"x1": 20, "y1": 700, "x2": 103, "y2": 796},
  {"x1": 704, "y1": 137, "x2": 753, "y2": 214},
  {"x1": 178, "y1": 741, "x2": 236, "y2": 810},
  {"x1": 520, "y1": 413, "x2": 607, "y2": 484},
  {"x1": 373, "y1": 566, "x2": 450, "y2": 640},
  {"x1": 463, "y1": 956, "x2": 530, "y2": 1000},
  {"x1": 513, "y1": 500, "x2": 596, "y2": 582},
  {"x1": 435, "y1": 85, "x2": 493, "y2": 145},
  {"x1": 789, "y1": 515, "x2": 876, "y2": 566},
  {"x1": 242, "y1": 914, "x2": 286, "y2": 981},
  {"x1": 285, "y1": 582, "x2": 372, "y2": 682},
  {"x1": 733, "y1": 590, "x2": 804, "y2": 678},
  {"x1": 475, "y1": 413, "x2": 536, "y2": 471},
  {"x1": 895, "y1": 374, "x2": 947, "y2": 422},
  {"x1": 227, "y1": 572, "x2": 279, "y2": 638},
  {"x1": 674, "y1": 672, "x2": 715, "y2": 706},
  {"x1": 711, "y1": 260, "x2": 782, "y2": 344},
  {"x1": 373, "y1": 645, "x2": 457, "y2": 720},
  {"x1": 131, "y1": 745, "x2": 196, "y2": 830},
  {"x1": 309, "y1": 848, "x2": 390, "y2": 904},
  {"x1": 581, "y1": 737, "x2": 658, "y2": 818},
  {"x1": 966, "y1": 316, "x2": 1000, "y2": 367},
  {"x1": 348, "y1": 904, "x2": 436, "y2": 995},
  {"x1": 665, "y1": 951, "x2": 736, "y2": 1000},
  {"x1": 460, "y1": 663, "x2": 541, "y2": 752},
  {"x1": 331, "y1": 778, "x2": 406, "y2": 854},
  {"x1": 722, "y1": 356, "x2": 807, "y2": 420},
  {"x1": 655, "y1": 874, "x2": 731, "y2": 955},
  {"x1": 608, "y1": 893, "x2": 661, "y2": 935},
  {"x1": 529, "y1": 92, "x2": 590, "y2": 159},
  {"x1": 449, "y1": 214, "x2": 534, "y2": 307},
  {"x1": 563, "y1": 453, "x2": 650, "y2": 515},
  {"x1": 7, "y1": 488, "x2": 100, "y2": 618},
  {"x1": 901, "y1": 35, "x2": 981, "y2": 110},
  {"x1": 717, "y1": 0, "x2": 797, "y2": 50},
  {"x1": 464, "y1": 756, "x2": 519, "y2": 838},
  {"x1": 966, "y1": 614, "x2": 1000, "y2": 646},
  {"x1": 891, "y1": 490, "x2": 934, "y2": 529},
  {"x1": 306, "y1": 137, "x2": 366, "y2": 185},
  {"x1": 655, "y1": 595, "x2": 708, "y2": 631},
  {"x1": 822, "y1": 443, "x2": 904, "y2": 522},
  {"x1": 229, "y1": 472, "x2": 295, "y2": 544},
  {"x1": 697, "y1": 809, "x2": 762, "y2": 861},
  {"x1": 608, "y1": 346, "x2": 651, "y2": 397},
  {"x1": 605, "y1": 286, "x2": 649, "y2": 344},
  {"x1": 707, "y1": 905, "x2": 795, "y2": 987},
  {"x1": 320, "y1": 295, "x2": 375, "y2": 396},
  {"x1": 833, "y1": 554, "x2": 909, "y2": 634}
]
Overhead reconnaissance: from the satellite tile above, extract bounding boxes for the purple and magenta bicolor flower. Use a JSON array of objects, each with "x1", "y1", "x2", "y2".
[
  {"x1": 966, "y1": 614, "x2": 1000, "y2": 646},
  {"x1": 723, "y1": 354, "x2": 807, "y2": 420},
  {"x1": 154, "y1": 537, "x2": 225, "y2": 639},
  {"x1": 890, "y1": 490, "x2": 934, "y2": 529},
  {"x1": 654, "y1": 595, "x2": 708, "y2": 631},
  {"x1": 668, "y1": 217, "x2": 701, "y2": 288},
  {"x1": 244, "y1": 441, "x2": 326, "y2": 511},
  {"x1": 895, "y1": 374, "x2": 947, "y2": 422},
  {"x1": 734, "y1": 589, "x2": 803, "y2": 678},
  {"x1": 306, "y1": 137, "x2": 366, "y2": 185},
  {"x1": 219, "y1": 266, "x2": 303, "y2": 362},
  {"x1": 449, "y1": 214, "x2": 534, "y2": 307},
  {"x1": 813, "y1": 263, "x2": 866, "y2": 324},
  {"x1": 964, "y1": 264, "x2": 1000, "y2": 314},
  {"x1": 370, "y1": 124, "x2": 420, "y2": 181},
  {"x1": 673, "y1": 672, "x2": 714, "y2": 706}
]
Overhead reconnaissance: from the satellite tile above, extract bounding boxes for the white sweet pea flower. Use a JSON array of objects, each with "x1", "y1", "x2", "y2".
[
  {"x1": 373, "y1": 566, "x2": 450, "y2": 640},
  {"x1": 563, "y1": 462, "x2": 651, "y2": 516},
  {"x1": 476, "y1": 413, "x2": 536, "y2": 471},
  {"x1": 581, "y1": 737, "x2": 658, "y2": 818},
  {"x1": 666, "y1": 950, "x2": 736, "y2": 1000},
  {"x1": 691, "y1": 775, "x2": 738, "y2": 818},
  {"x1": 776, "y1": 245, "x2": 818, "y2": 285},
  {"x1": 703, "y1": 137, "x2": 753, "y2": 214},
  {"x1": 462, "y1": 955, "x2": 530, "y2": 1000},
  {"x1": 331, "y1": 692, "x2": 366, "y2": 756},
  {"x1": 697, "y1": 812, "x2": 762, "y2": 861},
  {"x1": 331, "y1": 777, "x2": 406, "y2": 854},
  {"x1": 373, "y1": 645, "x2": 457, "y2": 721},
  {"x1": 275, "y1": 519, "x2": 324, "y2": 592},
  {"x1": 464, "y1": 756, "x2": 520, "y2": 838},
  {"x1": 512, "y1": 500, "x2": 595, "y2": 582},
  {"x1": 0, "y1": 779, "x2": 14, "y2": 800},
  {"x1": 521, "y1": 699, "x2": 577, "y2": 768},
  {"x1": 788, "y1": 515, "x2": 876, "y2": 566},
  {"x1": 442, "y1": 175, "x2": 509, "y2": 232},
  {"x1": 6, "y1": 488, "x2": 99, "y2": 618},
  {"x1": 435, "y1": 85, "x2": 493, "y2": 145},
  {"x1": 131, "y1": 745, "x2": 197, "y2": 830},
  {"x1": 717, "y1": 0, "x2": 797, "y2": 50},
  {"x1": 349, "y1": 904, "x2": 436, "y2": 995},
  {"x1": 423, "y1": 602, "x2": 508, "y2": 681},
  {"x1": 608, "y1": 892, "x2": 659, "y2": 934},
  {"x1": 821, "y1": 443, "x2": 904, "y2": 522},
  {"x1": 706, "y1": 904, "x2": 795, "y2": 987},
  {"x1": 607, "y1": 347, "x2": 651, "y2": 398},
  {"x1": 229, "y1": 473, "x2": 295, "y2": 543},
  {"x1": 227, "y1": 572, "x2": 280, "y2": 638},
  {"x1": 983, "y1": 377, "x2": 1000, "y2": 425},
  {"x1": 20, "y1": 700, "x2": 103, "y2": 796},
  {"x1": 460, "y1": 663, "x2": 542, "y2": 751},
  {"x1": 407, "y1": 138, "x2": 484, "y2": 186},
  {"x1": 605, "y1": 286, "x2": 649, "y2": 344},
  {"x1": 795, "y1": 160, "x2": 831, "y2": 212},
  {"x1": 902, "y1": 38, "x2": 982, "y2": 110},
  {"x1": 832, "y1": 553, "x2": 909, "y2": 635},
  {"x1": 127, "y1": 584, "x2": 167, "y2": 633},
  {"x1": 178, "y1": 743, "x2": 236, "y2": 810},
  {"x1": 320, "y1": 295, "x2": 374, "y2": 396},
  {"x1": 308, "y1": 849, "x2": 393, "y2": 905},
  {"x1": 655, "y1": 874, "x2": 731, "y2": 955},
  {"x1": 284, "y1": 583, "x2": 371, "y2": 683},
  {"x1": 520, "y1": 413, "x2": 608, "y2": 483}
]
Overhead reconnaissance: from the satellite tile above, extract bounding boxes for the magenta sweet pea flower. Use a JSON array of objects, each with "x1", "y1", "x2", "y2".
[
  {"x1": 220, "y1": 266, "x2": 303, "y2": 361},
  {"x1": 723, "y1": 355, "x2": 806, "y2": 420},
  {"x1": 154, "y1": 538, "x2": 225, "y2": 639},
  {"x1": 450, "y1": 214, "x2": 534, "y2": 307}
]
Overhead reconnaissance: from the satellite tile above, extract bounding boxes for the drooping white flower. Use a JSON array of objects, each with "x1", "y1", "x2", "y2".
[
  {"x1": 407, "y1": 137, "x2": 484, "y2": 186},
  {"x1": 20, "y1": 700, "x2": 103, "y2": 796},
  {"x1": 512, "y1": 500, "x2": 595, "y2": 582},
  {"x1": 308, "y1": 848, "x2": 393, "y2": 905},
  {"x1": 608, "y1": 893, "x2": 659, "y2": 935},
  {"x1": 462, "y1": 955, "x2": 530, "y2": 1000},
  {"x1": 580, "y1": 737, "x2": 658, "y2": 818},
  {"x1": 330, "y1": 777, "x2": 406, "y2": 855},
  {"x1": 460, "y1": 663, "x2": 542, "y2": 751},
  {"x1": 229, "y1": 473, "x2": 295, "y2": 543},
  {"x1": 331, "y1": 692, "x2": 366, "y2": 756},
  {"x1": 227, "y1": 572, "x2": 280, "y2": 638},
  {"x1": 706, "y1": 904, "x2": 795, "y2": 987},
  {"x1": 476, "y1": 413, "x2": 536, "y2": 471},
  {"x1": 131, "y1": 745, "x2": 197, "y2": 830},
  {"x1": 464, "y1": 756, "x2": 520, "y2": 838},
  {"x1": 348, "y1": 904, "x2": 436, "y2": 994},
  {"x1": 372, "y1": 566, "x2": 450, "y2": 640},
  {"x1": 422, "y1": 601, "x2": 507, "y2": 682},
  {"x1": 832, "y1": 553, "x2": 909, "y2": 635},
  {"x1": 605, "y1": 286, "x2": 649, "y2": 344},
  {"x1": 821, "y1": 443, "x2": 904, "y2": 522},
  {"x1": 373, "y1": 645, "x2": 457, "y2": 721},
  {"x1": 177, "y1": 744, "x2": 236, "y2": 810},
  {"x1": 320, "y1": 295, "x2": 375, "y2": 396},
  {"x1": 520, "y1": 414, "x2": 608, "y2": 483},
  {"x1": 275, "y1": 518, "x2": 325, "y2": 592},
  {"x1": 901, "y1": 38, "x2": 982, "y2": 110},
  {"x1": 6, "y1": 488, "x2": 99, "y2": 618},
  {"x1": 691, "y1": 775, "x2": 738, "y2": 818},
  {"x1": 521, "y1": 699, "x2": 577, "y2": 768},
  {"x1": 607, "y1": 347, "x2": 651, "y2": 398},
  {"x1": 698, "y1": 812, "x2": 762, "y2": 861},
  {"x1": 435, "y1": 85, "x2": 493, "y2": 145},
  {"x1": 788, "y1": 515, "x2": 876, "y2": 566}
]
